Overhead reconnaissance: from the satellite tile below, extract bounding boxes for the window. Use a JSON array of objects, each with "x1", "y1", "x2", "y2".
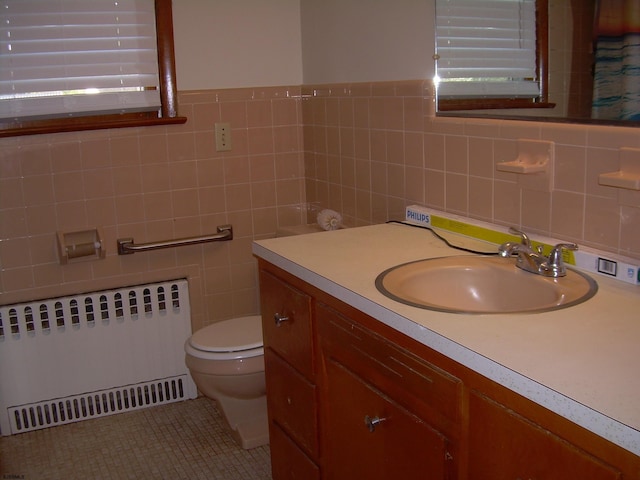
[
  {"x1": 435, "y1": 0, "x2": 550, "y2": 111},
  {"x1": 0, "y1": 0, "x2": 185, "y2": 137}
]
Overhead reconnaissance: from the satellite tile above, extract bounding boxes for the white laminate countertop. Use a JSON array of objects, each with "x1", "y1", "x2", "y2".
[{"x1": 253, "y1": 222, "x2": 640, "y2": 456}]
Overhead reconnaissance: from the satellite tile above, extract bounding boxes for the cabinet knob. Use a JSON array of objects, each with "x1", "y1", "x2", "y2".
[
  {"x1": 364, "y1": 415, "x2": 386, "y2": 433},
  {"x1": 274, "y1": 312, "x2": 290, "y2": 326}
]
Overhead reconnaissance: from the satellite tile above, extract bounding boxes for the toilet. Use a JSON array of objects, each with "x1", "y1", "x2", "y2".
[
  {"x1": 184, "y1": 315, "x2": 267, "y2": 449},
  {"x1": 184, "y1": 223, "x2": 333, "y2": 449}
]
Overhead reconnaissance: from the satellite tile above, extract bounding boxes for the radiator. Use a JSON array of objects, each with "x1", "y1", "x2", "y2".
[{"x1": 0, "y1": 279, "x2": 197, "y2": 435}]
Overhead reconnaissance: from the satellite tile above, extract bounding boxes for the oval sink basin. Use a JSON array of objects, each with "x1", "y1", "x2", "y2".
[{"x1": 375, "y1": 256, "x2": 597, "y2": 314}]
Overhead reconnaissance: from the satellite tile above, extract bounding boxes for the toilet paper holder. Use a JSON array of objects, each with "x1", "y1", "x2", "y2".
[{"x1": 57, "y1": 228, "x2": 106, "y2": 264}]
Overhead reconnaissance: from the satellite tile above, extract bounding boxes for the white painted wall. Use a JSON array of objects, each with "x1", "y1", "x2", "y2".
[
  {"x1": 172, "y1": 0, "x2": 304, "y2": 90},
  {"x1": 172, "y1": 0, "x2": 435, "y2": 89},
  {"x1": 300, "y1": 0, "x2": 435, "y2": 84}
]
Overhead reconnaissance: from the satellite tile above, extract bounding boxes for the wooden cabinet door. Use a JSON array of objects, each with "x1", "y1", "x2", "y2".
[
  {"x1": 323, "y1": 358, "x2": 450, "y2": 480},
  {"x1": 259, "y1": 270, "x2": 314, "y2": 378},
  {"x1": 269, "y1": 422, "x2": 320, "y2": 480},
  {"x1": 265, "y1": 349, "x2": 319, "y2": 457},
  {"x1": 468, "y1": 391, "x2": 622, "y2": 480}
]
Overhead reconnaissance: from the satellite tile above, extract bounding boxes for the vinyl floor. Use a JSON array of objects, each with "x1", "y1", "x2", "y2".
[{"x1": 0, "y1": 397, "x2": 272, "y2": 480}]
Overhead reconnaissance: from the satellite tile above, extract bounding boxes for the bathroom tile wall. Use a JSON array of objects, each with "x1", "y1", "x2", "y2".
[
  {"x1": 2, "y1": 80, "x2": 639, "y2": 329},
  {"x1": 302, "y1": 81, "x2": 427, "y2": 227},
  {"x1": 303, "y1": 79, "x2": 640, "y2": 261},
  {"x1": 0, "y1": 87, "x2": 306, "y2": 330}
]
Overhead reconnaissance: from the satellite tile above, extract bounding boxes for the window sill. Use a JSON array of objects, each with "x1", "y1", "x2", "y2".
[
  {"x1": 438, "y1": 99, "x2": 556, "y2": 112},
  {"x1": 0, "y1": 114, "x2": 188, "y2": 138}
]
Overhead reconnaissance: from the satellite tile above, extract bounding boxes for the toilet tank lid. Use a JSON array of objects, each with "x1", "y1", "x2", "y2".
[{"x1": 190, "y1": 315, "x2": 263, "y2": 353}]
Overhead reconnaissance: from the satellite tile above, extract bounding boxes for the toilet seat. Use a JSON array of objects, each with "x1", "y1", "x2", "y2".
[{"x1": 186, "y1": 315, "x2": 263, "y2": 361}]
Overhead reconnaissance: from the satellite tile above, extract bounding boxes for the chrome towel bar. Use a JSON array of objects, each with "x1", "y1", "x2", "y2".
[{"x1": 117, "y1": 224, "x2": 233, "y2": 255}]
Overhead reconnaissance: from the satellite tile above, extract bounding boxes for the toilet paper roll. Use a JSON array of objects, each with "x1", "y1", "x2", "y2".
[{"x1": 66, "y1": 242, "x2": 98, "y2": 259}]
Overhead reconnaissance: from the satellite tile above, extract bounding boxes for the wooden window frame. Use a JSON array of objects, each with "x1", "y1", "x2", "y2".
[
  {"x1": 438, "y1": 0, "x2": 553, "y2": 112},
  {"x1": 0, "y1": 0, "x2": 186, "y2": 138}
]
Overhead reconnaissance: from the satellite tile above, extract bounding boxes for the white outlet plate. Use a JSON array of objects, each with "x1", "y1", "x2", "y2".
[{"x1": 215, "y1": 122, "x2": 231, "y2": 151}]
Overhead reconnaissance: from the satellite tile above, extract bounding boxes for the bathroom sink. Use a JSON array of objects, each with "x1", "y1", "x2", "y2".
[{"x1": 375, "y1": 255, "x2": 597, "y2": 314}]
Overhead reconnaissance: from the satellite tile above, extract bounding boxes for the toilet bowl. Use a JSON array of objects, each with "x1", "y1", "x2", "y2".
[{"x1": 184, "y1": 315, "x2": 268, "y2": 449}]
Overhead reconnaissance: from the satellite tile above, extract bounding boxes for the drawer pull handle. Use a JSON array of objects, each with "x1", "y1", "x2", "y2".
[
  {"x1": 364, "y1": 415, "x2": 386, "y2": 433},
  {"x1": 274, "y1": 313, "x2": 290, "y2": 326}
]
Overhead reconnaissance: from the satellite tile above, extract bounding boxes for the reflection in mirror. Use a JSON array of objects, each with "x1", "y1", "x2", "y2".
[
  {"x1": 435, "y1": 0, "x2": 549, "y2": 111},
  {"x1": 435, "y1": 0, "x2": 640, "y2": 126},
  {"x1": 592, "y1": 0, "x2": 640, "y2": 121}
]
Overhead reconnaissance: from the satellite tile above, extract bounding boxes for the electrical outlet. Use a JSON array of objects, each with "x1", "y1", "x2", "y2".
[{"x1": 215, "y1": 122, "x2": 232, "y2": 152}]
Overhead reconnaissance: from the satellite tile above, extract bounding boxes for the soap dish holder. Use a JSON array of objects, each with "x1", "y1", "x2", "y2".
[
  {"x1": 496, "y1": 158, "x2": 548, "y2": 174},
  {"x1": 496, "y1": 139, "x2": 554, "y2": 192},
  {"x1": 598, "y1": 147, "x2": 640, "y2": 191},
  {"x1": 497, "y1": 139, "x2": 552, "y2": 174}
]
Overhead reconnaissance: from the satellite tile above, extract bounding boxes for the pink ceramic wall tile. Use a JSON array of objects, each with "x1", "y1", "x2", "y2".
[
  {"x1": 468, "y1": 138, "x2": 494, "y2": 179},
  {"x1": 521, "y1": 189, "x2": 552, "y2": 234},
  {"x1": 468, "y1": 176, "x2": 493, "y2": 221},
  {"x1": 550, "y1": 190, "x2": 585, "y2": 242},
  {"x1": 554, "y1": 145, "x2": 586, "y2": 194},
  {"x1": 246, "y1": 100, "x2": 273, "y2": 128},
  {"x1": 584, "y1": 195, "x2": 621, "y2": 248},
  {"x1": 2, "y1": 79, "x2": 640, "y2": 328},
  {"x1": 620, "y1": 205, "x2": 640, "y2": 257}
]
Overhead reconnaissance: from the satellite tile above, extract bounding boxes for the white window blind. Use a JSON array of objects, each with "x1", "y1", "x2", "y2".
[
  {"x1": 0, "y1": 0, "x2": 161, "y2": 121},
  {"x1": 435, "y1": 0, "x2": 539, "y2": 99}
]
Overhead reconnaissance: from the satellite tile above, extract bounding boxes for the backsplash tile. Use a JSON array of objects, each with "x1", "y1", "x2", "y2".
[{"x1": 303, "y1": 79, "x2": 640, "y2": 262}]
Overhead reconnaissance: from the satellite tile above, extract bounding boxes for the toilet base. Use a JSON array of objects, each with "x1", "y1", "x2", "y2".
[{"x1": 214, "y1": 395, "x2": 269, "y2": 450}]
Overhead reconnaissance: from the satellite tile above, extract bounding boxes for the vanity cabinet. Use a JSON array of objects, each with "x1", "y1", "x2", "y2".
[
  {"x1": 467, "y1": 391, "x2": 622, "y2": 480},
  {"x1": 257, "y1": 259, "x2": 640, "y2": 480},
  {"x1": 259, "y1": 269, "x2": 320, "y2": 479},
  {"x1": 318, "y1": 302, "x2": 458, "y2": 479}
]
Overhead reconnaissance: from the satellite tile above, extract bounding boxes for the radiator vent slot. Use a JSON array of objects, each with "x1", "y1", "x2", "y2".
[
  {"x1": 8, "y1": 376, "x2": 190, "y2": 434},
  {"x1": 0, "y1": 280, "x2": 197, "y2": 436}
]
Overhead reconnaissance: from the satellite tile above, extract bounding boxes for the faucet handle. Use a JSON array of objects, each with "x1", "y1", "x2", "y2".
[
  {"x1": 547, "y1": 242, "x2": 578, "y2": 276},
  {"x1": 508, "y1": 227, "x2": 531, "y2": 247}
]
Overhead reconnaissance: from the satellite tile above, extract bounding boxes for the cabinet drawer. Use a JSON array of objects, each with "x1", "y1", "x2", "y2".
[
  {"x1": 323, "y1": 358, "x2": 450, "y2": 480},
  {"x1": 468, "y1": 391, "x2": 622, "y2": 480},
  {"x1": 260, "y1": 270, "x2": 314, "y2": 379},
  {"x1": 269, "y1": 422, "x2": 320, "y2": 480},
  {"x1": 265, "y1": 349, "x2": 319, "y2": 458},
  {"x1": 318, "y1": 303, "x2": 461, "y2": 422}
]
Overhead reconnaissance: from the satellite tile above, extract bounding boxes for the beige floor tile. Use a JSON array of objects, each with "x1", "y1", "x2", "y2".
[{"x1": 0, "y1": 398, "x2": 271, "y2": 480}]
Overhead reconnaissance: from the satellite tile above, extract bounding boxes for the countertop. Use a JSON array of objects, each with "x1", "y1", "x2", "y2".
[{"x1": 252, "y1": 222, "x2": 640, "y2": 456}]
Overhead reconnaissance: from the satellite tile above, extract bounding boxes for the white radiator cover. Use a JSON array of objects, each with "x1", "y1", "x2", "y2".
[{"x1": 0, "y1": 279, "x2": 197, "y2": 435}]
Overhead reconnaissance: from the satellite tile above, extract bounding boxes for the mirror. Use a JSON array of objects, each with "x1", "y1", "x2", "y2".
[{"x1": 435, "y1": 0, "x2": 640, "y2": 127}]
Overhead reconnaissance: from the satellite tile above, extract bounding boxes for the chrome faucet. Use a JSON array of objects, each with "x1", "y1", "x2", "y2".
[{"x1": 498, "y1": 227, "x2": 578, "y2": 278}]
